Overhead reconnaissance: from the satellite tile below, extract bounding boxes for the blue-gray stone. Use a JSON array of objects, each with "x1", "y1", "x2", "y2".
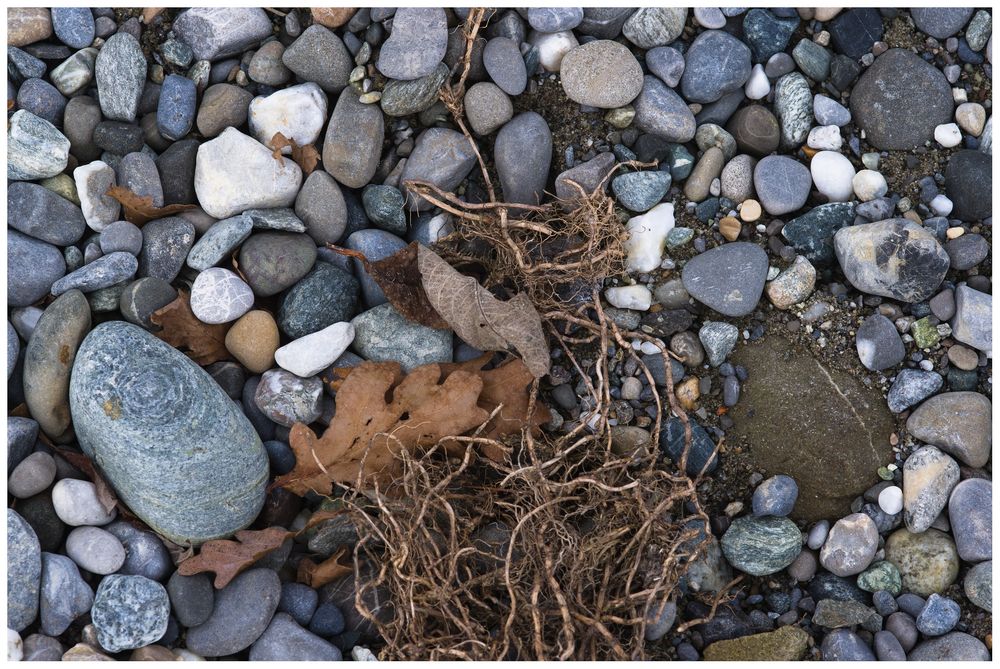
[
  {"x1": 855, "y1": 314, "x2": 905, "y2": 371},
  {"x1": 948, "y1": 479, "x2": 991, "y2": 562},
  {"x1": 720, "y1": 515, "x2": 802, "y2": 576},
  {"x1": 951, "y1": 284, "x2": 991, "y2": 353},
  {"x1": 633, "y1": 75, "x2": 697, "y2": 143},
  {"x1": 495, "y1": 112, "x2": 552, "y2": 207},
  {"x1": 699, "y1": 321, "x2": 738, "y2": 367},
  {"x1": 263, "y1": 440, "x2": 296, "y2": 475},
  {"x1": 641, "y1": 352, "x2": 686, "y2": 387},
  {"x1": 94, "y1": 32, "x2": 147, "y2": 122},
  {"x1": 908, "y1": 632, "x2": 991, "y2": 661},
  {"x1": 139, "y1": 216, "x2": 196, "y2": 284},
  {"x1": 682, "y1": 242, "x2": 768, "y2": 317},
  {"x1": 781, "y1": 203, "x2": 854, "y2": 265},
  {"x1": 376, "y1": 7, "x2": 447, "y2": 81},
  {"x1": 308, "y1": 601, "x2": 345, "y2": 637},
  {"x1": 910, "y1": 8, "x2": 973, "y2": 39},
  {"x1": 51, "y1": 8, "x2": 95, "y2": 49},
  {"x1": 39, "y1": 552, "x2": 93, "y2": 636},
  {"x1": 69, "y1": 322, "x2": 268, "y2": 544},
  {"x1": 399, "y1": 127, "x2": 477, "y2": 211},
  {"x1": 186, "y1": 215, "x2": 253, "y2": 271},
  {"x1": 167, "y1": 571, "x2": 215, "y2": 627},
  {"x1": 8, "y1": 417, "x2": 38, "y2": 474},
  {"x1": 681, "y1": 30, "x2": 752, "y2": 104},
  {"x1": 7, "y1": 321, "x2": 18, "y2": 380},
  {"x1": 828, "y1": 9, "x2": 884, "y2": 60},
  {"x1": 92, "y1": 120, "x2": 144, "y2": 154},
  {"x1": 7, "y1": 110, "x2": 70, "y2": 181},
  {"x1": 172, "y1": 8, "x2": 272, "y2": 61},
  {"x1": 483, "y1": 37, "x2": 527, "y2": 96},
  {"x1": 351, "y1": 303, "x2": 453, "y2": 372},
  {"x1": 8, "y1": 46, "x2": 46, "y2": 82},
  {"x1": 282, "y1": 24, "x2": 353, "y2": 94},
  {"x1": 887, "y1": 369, "x2": 943, "y2": 413},
  {"x1": 742, "y1": 9, "x2": 799, "y2": 63},
  {"x1": 8, "y1": 181, "x2": 86, "y2": 246},
  {"x1": 250, "y1": 612, "x2": 342, "y2": 661},
  {"x1": 185, "y1": 568, "x2": 282, "y2": 657},
  {"x1": 528, "y1": 7, "x2": 583, "y2": 33},
  {"x1": 964, "y1": 561, "x2": 991, "y2": 613},
  {"x1": 244, "y1": 208, "x2": 307, "y2": 233},
  {"x1": 944, "y1": 233, "x2": 988, "y2": 271},
  {"x1": 344, "y1": 229, "x2": 407, "y2": 308},
  {"x1": 50, "y1": 251, "x2": 137, "y2": 296},
  {"x1": 157, "y1": 74, "x2": 196, "y2": 141},
  {"x1": 821, "y1": 629, "x2": 876, "y2": 661},
  {"x1": 362, "y1": 184, "x2": 407, "y2": 235},
  {"x1": 612, "y1": 171, "x2": 671, "y2": 212},
  {"x1": 752, "y1": 474, "x2": 798, "y2": 517},
  {"x1": 103, "y1": 521, "x2": 172, "y2": 581},
  {"x1": 792, "y1": 38, "x2": 830, "y2": 81},
  {"x1": 16, "y1": 78, "x2": 67, "y2": 127},
  {"x1": 813, "y1": 94, "x2": 851, "y2": 126},
  {"x1": 91, "y1": 574, "x2": 170, "y2": 653},
  {"x1": 659, "y1": 417, "x2": 719, "y2": 476},
  {"x1": 278, "y1": 261, "x2": 360, "y2": 339},
  {"x1": 279, "y1": 583, "x2": 319, "y2": 627},
  {"x1": 916, "y1": 593, "x2": 961, "y2": 636},
  {"x1": 100, "y1": 221, "x2": 143, "y2": 256},
  {"x1": 945, "y1": 150, "x2": 991, "y2": 221},
  {"x1": 645, "y1": 46, "x2": 685, "y2": 87},
  {"x1": 8, "y1": 509, "x2": 41, "y2": 632}
]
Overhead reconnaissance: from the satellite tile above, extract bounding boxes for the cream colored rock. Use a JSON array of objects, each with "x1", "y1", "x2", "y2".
[
  {"x1": 623, "y1": 202, "x2": 675, "y2": 273},
  {"x1": 934, "y1": 123, "x2": 962, "y2": 148},
  {"x1": 814, "y1": 8, "x2": 843, "y2": 21},
  {"x1": 274, "y1": 322, "x2": 355, "y2": 378},
  {"x1": 528, "y1": 30, "x2": 578, "y2": 72},
  {"x1": 903, "y1": 446, "x2": 960, "y2": 534},
  {"x1": 248, "y1": 82, "x2": 328, "y2": 153},
  {"x1": 852, "y1": 169, "x2": 888, "y2": 202},
  {"x1": 955, "y1": 102, "x2": 986, "y2": 137},
  {"x1": 225, "y1": 310, "x2": 279, "y2": 374},
  {"x1": 766, "y1": 255, "x2": 816, "y2": 309},
  {"x1": 604, "y1": 285, "x2": 652, "y2": 311}
]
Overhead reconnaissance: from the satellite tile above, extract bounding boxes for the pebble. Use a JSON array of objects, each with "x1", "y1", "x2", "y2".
[
  {"x1": 643, "y1": 598, "x2": 677, "y2": 642},
  {"x1": 238, "y1": 231, "x2": 317, "y2": 298},
  {"x1": 483, "y1": 37, "x2": 527, "y2": 96},
  {"x1": 915, "y1": 593, "x2": 961, "y2": 636},
  {"x1": 560, "y1": 40, "x2": 642, "y2": 108},
  {"x1": 851, "y1": 169, "x2": 888, "y2": 202},
  {"x1": 964, "y1": 561, "x2": 991, "y2": 612},
  {"x1": 633, "y1": 75, "x2": 697, "y2": 143},
  {"x1": 249, "y1": 83, "x2": 328, "y2": 153},
  {"x1": 721, "y1": 515, "x2": 802, "y2": 576},
  {"x1": 155, "y1": 74, "x2": 196, "y2": 141},
  {"x1": 69, "y1": 322, "x2": 267, "y2": 544},
  {"x1": 7, "y1": 452, "x2": 56, "y2": 499},
  {"x1": 8, "y1": 231, "x2": 66, "y2": 308},
  {"x1": 682, "y1": 242, "x2": 768, "y2": 317},
  {"x1": 948, "y1": 478, "x2": 991, "y2": 562},
  {"x1": 186, "y1": 215, "x2": 252, "y2": 271},
  {"x1": 681, "y1": 30, "x2": 752, "y2": 104},
  {"x1": 22, "y1": 634, "x2": 63, "y2": 661},
  {"x1": 612, "y1": 171, "x2": 671, "y2": 212},
  {"x1": 753, "y1": 156, "x2": 811, "y2": 215},
  {"x1": 955, "y1": 102, "x2": 987, "y2": 137},
  {"x1": 8, "y1": 8, "x2": 53, "y2": 48},
  {"x1": 281, "y1": 24, "x2": 352, "y2": 94},
  {"x1": 94, "y1": 33, "x2": 146, "y2": 122},
  {"x1": 908, "y1": 632, "x2": 990, "y2": 661},
  {"x1": 528, "y1": 7, "x2": 583, "y2": 33},
  {"x1": 254, "y1": 369, "x2": 323, "y2": 427},
  {"x1": 622, "y1": 8, "x2": 687, "y2": 49},
  {"x1": 945, "y1": 149, "x2": 992, "y2": 221},
  {"x1": 810, "y1": 150, "x2": 855, "y2": 201},
  {"x1": 851, "y1": 49, "x2": 953, "y2": 150},
  {"x1": 744, "y1": 64, "x2": 770, "y2": 99},
  {"x1": 173, "y1": 7, "x2": 272, "y2": 61},
  {"x1": 7, "y1": 110, "x2": 70, "y2": 182},
  {"x1": 119, "y1": 277, "x2": 177, "y2": 330},
  {"x1": 855, "y1": 313, "x2": 904, "y2": 371},
  {"x1": 38, "y1": 552, "x2": 93, "y2": 638},
  {"x1": 137, "y1": 216, "x2": 194, "y2": 283},
  {"x1": 100, "y1": 221, "x2": 143, "y2": 256},
  {"x1": 743, "y1": 8, "x2": 799, "y2": 63},
  {"x1": 951, "y1": 284, "x2": 991, "y2": 353},
  {"x1": 812, "y1": 598, "x2": 881, "y2": 629},
  {"x1": 772, "y1": 72, "x2": 813, "y2": 148},
  {"x1": 464, "y1": 82, "x2": 514, "y2": 136},
  {"x1": 728, "y1": 104, "x2": 780, "y2": 157},
  {"x1": 196, "y1": 83, "x2": 253, "y2": 138},
  {"x1": 910, "y1": 8, "x2": 974, "y2": 39},
  {"x1": 645, "y1": 46, "x2": 685, "y2": 87},
  {"x1": 398, "y1": 128, "x2": 477, "y2": 211},
  {"x1": 185, "y1": 569, "x2": 281, "y2": 657},
  {"x1": 64, "y1": 526, "x2": 125, "y2": 575},
  {"x1": 101, "y1": 521, "x2": 171, "y2": 582},
  {"x1": 874, "y1": 630, "x2": 906, "y2": 661},
  {"x1": 820, "y1": 629, "x2": 876, "y2": 661},
  {"x1": 765, "y1": 255, "x2": 815, "y2": 309},
  {"x1": 17, "y1": 78, "x2": 67, "y2": 127},
  {"x1": 166, "y1": 572, "x2": 214, "y2": 628},
  {"x1": 813, "y1": 94, "x2": 851, "y2": 126},
  {"x1": 902, "y1": 446, "x2": 959, "y2": 534},
  {"x1": 194, "y1": 128, "x2": 303, "y2": 220},
  {"x1": 8, "y1": 181, "x2": 86, "y2": 246},
  {"x1": 884, "y1": 528, "x2": 959, "y2": 597},
  {"x1": 752, "y1": 475, "x2": 798, "y2": 517},
  {"x1": 720, "y1": 155, "x2": 756, "y2": 203},
  {"x1": 250, "y1": 613, "x2": 342, "y2": 661},
  {"x1": 351, "y1": 302, "x2": 453, "y2": 372},
  {"x1": 292, "y1": 172, "x2": 347, "y2": 244},
  {"x1": 91, "y1": 575, "x2": 170, "y2": 653},
  {"x1": 698, "y1": 321, "x2": 739, "y2": 367},
  {"x1": 858, "y1": 560, "x2": 902, "y2": 595},
  {"x1": 819, "y1": 513, "x2": 879, "y2": 577},
  {"x1": 190, "y1": 267, "x2": 255, "y2": 324},
  {"x1": 906, "y1": 391, "x2": 991, "y2": 468},
  {"x1": 659, "y1": 417, "x2": 719, "y2": 476},
  {"x1": 834, "y1": 219, "x2": 949, "y2": 303},
  {"x1": 50, "y1": 47, "x2": 99, "y2": 98},
  {"x1": 623, "y1": 203, "x2": 675, "y2": 272},
  {"x1": 248, "y1": 40, "x2": 290, "y2": 86},
  {"x1": 50, "y1": 251, "x2": 138, "y2": 296},
  {"x1": 279, "y1": 583, "x2": 319, "y2": 627},
  {"x1": 8, "y1": 510, "x2": 41, "y2": 632},
  {"x1": 308, "y1": 601, "x2": 346, "y2": 637},
  {"x1": 275, "y1": 322, "x2": 355, "y2": 378},
  {"x1": 380, "y1": 62, "x2": 449, "y2": 116},
  {"x1": 50, "y1": 8, "x2": 93, "y2": 49},
  {"x1": 224, "y1": 311, "x2": 278, "y2": 375},
  {"x1": 495, "y1": 112, "x2": 552, "y2": 207},
  {"x1": 376, "y1": 8, "x2": 447, "y2": 81}
]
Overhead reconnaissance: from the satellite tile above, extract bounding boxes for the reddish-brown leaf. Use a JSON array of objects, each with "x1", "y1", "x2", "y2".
[
  {"x1": 105, "y1": 185, "x2": 195, "y2": 226},
  {"x1": 269, "y1": 132, "x2": 320, "y2": 175},
  {"x1": 53, "y1": 447, "x2": 118, "y2": 514},
  {"x1": 149, "y1": 290, "x2": 232, "y2": 366},
  {"x1": 297, "y1": 547, "x2": 353, "y2": 588},
  {"x1": 177, "y1": 527, "x2": 291, "y2": 589}
]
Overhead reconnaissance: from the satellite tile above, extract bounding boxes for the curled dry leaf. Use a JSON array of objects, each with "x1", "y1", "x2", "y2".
[
  {"x1": 177, "y1": 527, "x2": 290, "y2": 589},
  {"x1": 417, "y1": 245, "x2": 550, "y2": 378},
  {"x1": 105, "y1": 185, "x2": 195, "y2": 226},
  {"x1": 269, "y1": 132, "x2": 321, "y2": 175},
  {"x1": 149, "y1": 290, "x2": 232, "y2": 366},
  {"x1": 297, "y1": 547, "x2": 353, "y2": 588}
]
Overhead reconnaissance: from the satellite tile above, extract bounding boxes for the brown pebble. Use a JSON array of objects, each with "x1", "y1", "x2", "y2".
[
  {"x1": 719, "y1": 216, "x2": 741, "y2": 241},
  {"x1": 8, "y1": 8, "x2": 52, "y2": 47},
  {"x1": 225, "y1": 310, "x2": 280, "y2": 374},
  {"x1": 311, "y1": 7, "x2": 357, "y2": 28},
  {"x1": 947, "y1": 344, "x2": 979, "y2": 371},
  {"x1": 130, "y1": 645, "x2": 178, "y2": 661},
  {"x1": 675, "y1": 376, "x2": 700, "y2": 410},
  {"x1": 62, "y1": 644, "x2": 114, "y2": 661}
]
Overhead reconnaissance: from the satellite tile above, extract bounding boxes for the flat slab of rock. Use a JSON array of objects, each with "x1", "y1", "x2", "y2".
[
  {"x1": 681, "y1": 242, "x2": 768, "y2": 317},
  {"x1": 69, "y1": 322, "x2": 268, "y2": 544},
  {"x1": 730, "y1": 336, "x2": 894, "y2": 522}
]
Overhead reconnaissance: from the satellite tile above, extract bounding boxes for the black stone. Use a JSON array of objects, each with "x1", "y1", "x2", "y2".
[
  {"x1": 278, "y1": 261, "x2": 360, "y2": 339},
  {"x1": 829, "y1": 9, "x2": 884, "y2": 60},
  {"x1": 155, "y1": 139, "x2": 199, "y2": 205},
  {"x1": 92, "y1": 121, "x2": 145, "y2": 155},
  {"x1": 781, "y1": 203, "x2": 854, "y2": 265},
  {"x1": 638, "y1": 309, "x2": 693, "y2": 338},
  {"x1": 659, "y1": 417, "x2": 719, "y2": 476},
  {"x1": 945, "y1": 150, "x2": 992, "y2": 221},
  {"x1": 742, "y1": 9, "x2": 799, "y2": 63},
  {"x1": 809, "y1": 572, "x2": 870, "y2": 605}
]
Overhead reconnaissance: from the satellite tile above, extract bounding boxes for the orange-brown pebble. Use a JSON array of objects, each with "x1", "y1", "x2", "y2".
[
  {"x1": 675, "y1": 376, "x2": 700, "y2": 410},
  {"x1": 311, "y1": 8, "x2": 357, "y2": 28},
  {"x1": 62, "y1": 644, "x2": 114, "y2": 661},
  {"x1": 719, "y1": 216, "x2": 742, "y2": 241},
  {"x1": 225, "y1": 310, "x2": 280, "y2": 374},
  {"x1": 130, "y1": 645, "x2": 179, "y2": 661}
]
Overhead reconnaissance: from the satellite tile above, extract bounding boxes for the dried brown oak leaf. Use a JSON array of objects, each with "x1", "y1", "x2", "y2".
[
  {"x1": 177, "y1": 527, "x2": 290, "y2": 588},
  {"x1": 417, "y1": 245, "x2": 550, "y2": 379},
  {"x1": 273, "y1": 361, "x2": 491, "y2": 496},
  {"x1": 149, "y1": 290, "x2": 232, "y2": 366},
  {"x1": 105, "y1": 185, "x2": 195, "y2": 226},
  {"x1": 269, "y1": 132, "x2": 321, "y2": 175},
  {"x1": 297, "y1": 547, "x2": 353, "y2": 588}
]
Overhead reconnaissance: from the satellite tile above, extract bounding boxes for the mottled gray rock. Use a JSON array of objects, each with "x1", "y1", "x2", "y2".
[
  {"x1": 380, "y1": 62, "x2": 449, "y2": 117},
  {"x1": 910, "y1": 8, "x2": 974, "y2": 39},
  {"x1": 103, "y1": 521, "x2": 172, "y2": 581},
  {"x1": 21, "y1": 634, "x2": 64, "y2": 661},
  {"x1": 69, "y1": 322, "x2": 268, "y2": 544},
  {"x1": 254, "y1": 369, "x2": 323, "y2": 427},
  {"x1": 100, "y1": 221, "x2": 143, "y2": 256},
  {"x1": 773, "y1": 72, "x2": 813, "y2": 148},
  {"x1": 94, "y1": 32, "x2": 146, "y2": 122},
  {"x1": 884, "y1": 528, "x2": 959, "y2": 597},
  {"x1": 908, "y1": 632, "x2": 990, "y2": 661},
  {"x1": 781, "y1": 203, "x2": 854, "y2": 265},
  {"x1": 951, "y1": 284, "x2": 991, "y2": 352},
  {"x1": 279, "y1": 262, "x2": 359, "y2": 339},
  {"x1": 39, "y1": 552, "x2": 93, "y2": 636},
  {"x1": 64, "y1": 526, "x2": 126, "y2": 575},
  {"x1": 834, "y1": 219, "x2": 949, "y2": 303},
  {"x1": 812, "y1": 598, "x2": 881, "y2": 629},
  {"x1": 238, "y1": 232, "x2": 317, "y2": 298},
  {"x1": 281, "y1": 24, "x2": 352, "y2": 94},
  {"x1": 250, "y1": 612, "x2": 343, "y2": 661},
  {"x1": 680, "y1": 30, "x2": 752, "y2": 104},
  {"x1": 186, "y1": 569, "x2": 281, "y2": 657},
  {"x1": 659, "y1": 417, "x2": 719, "y2": 476},
  {"x1": 964, "y1": 561, "x2": 991, "y2": 612},
  {"x1": 377, "y1": 8, "x2": 447, "y2": 80},
  {"x1": 8, "y1": 231, "x2": 66, "y2": 307},
  {"x1": 820, "y1": 513, "x2": 879, "y2": 577},
  {"x1": 560, "y1": 40, "x2": 642, "y2": 108},
  {"x1": 8, "y1": 510, "x2": 41, "y2": 632},
  {"x1": 50, "y1": 48, "x2": 99, "y2": 97},
  {"x1": 903, "y1": 446, "x2": 960, "y2": 534},
  {"x1": 322, "y1": 88, "x2": 383, "y2": 190},
  {"x1": 633, "y1": 75, "x2": 697, "y2": 142},
  {"x1": 351, "y1": 303, "x2": 453, "y2": 372},
  {"x1": 7, "y1": 452, "x2": 56, "y2": 499},
  {"x1": 612, "y1": 171, "x2": 671, "y2": 212},
  {"x1": 698, "y1": 321, "x2": 739, "y2": 367},
  {"x1": 186, "y1": 215, "x2": 252, "y2": 271},
  {"x1": 887, "y1": 369, "x2": 943, "y2": 413},
  {"x1": 495, "y1": 112, "x2": 552, "y2": 208},
  {"x1": 8, "y1": 181, "x2": 86, "y2": 246},
  {"x1": 906, "y1": 391, "x2": 991, "y2": 468},
  {"x1": 51, "y1": 251, "x2": 138, "y2": 296},
  {"x1": 7, "y1": 110, "x2": 70, "y2": 181},
  {"x1": 91, "y1": 574, "x2": 170, "y2": 653},
  {"x1": 855, "y1": 313, "x2": 904, "y2": 371},
  {"x1": 752, "y1": 474, "x2": 798, "y2": 517},
  {"x1": 399, "y1": 128, "x2": 477, "y2": 211},
  {"x1": 720, "y1": 515, "x2": 802, "y2": 576},
  {"x1": 190, "y1": 267, "x2": 254, "y2": 324},
  {"x1": 850, "y1": 49, "x2": 953, "y2": 151},
  {"x1": 173, "y1": 8, "x2": 272, "y2": 61},
  {"x1": 821, "y1": 629, "x2": 876, "y2": 661},
  {"x1": 622, "y1": 8, "x2": 687, "y2": 49},
  {"x1": 682, "y1": 242, "x2": 768, "y2": 317},
  {"x1": 948, "y1": 479, "x2": 991, "y2": 562}
]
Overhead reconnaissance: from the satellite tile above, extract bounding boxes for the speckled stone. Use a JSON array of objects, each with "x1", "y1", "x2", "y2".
[
  {"x1": 8, "y1": 509, "x2": 41, "y2": 632},
  {"x1": 380, "y1": 62, "x2": 449, "y2": 117},
  {"x1": 908, "y1": 632, "x2": 990, "y2": 661},
  {"x1": 172, "y1": 8, "x2": 272, "y2": 61},
  {"x1": 69, "y1": 322, "x2": 268, "y2": 545},
  {"x1": 190, "y1": 267, "x2": 255, "y2": 325},
  {"x1": 720, "y1": 515, "x2": 802, "y2": 576},
  {"x1": 820, "y1": 513, "x2": 879, "y2": 577},
  {"x1": 8, "y1": 231, "x2": 66, "y2": 307},
  {"x1": 948, "y1": 478, "x2": 991, "y2": 562},
  {"x1": 351, "y1": 303, "x2": 453, "y2": 372},
  {"x1": 186, "y1": 215, "x2": 253, "y2": 271},
  {"x1": 560, "y1": 40, "x2": 643, "y2": 108},
  {"x1": 254, "y1": 369, "x2": 323, "y2": 427},
  {"x1": 906, "y1": 391, "x2": 991, "y2": 468},
  {"x1": 8, "y1": 181, "x2": 87, "y2": 246},
  {"x1": 884, "y1": 528, "x2": 959, "y2": 597},
  {"x1": 50, "y1": 252, "x2": 138, "y2": 296},
  {"x1": 7, "y1": 110, "x2": 70, "y2": 181},
  {"x1": 886, "y1": 369, "x2": 943, "y2": 413},
  {"x1": 94, "y1": 32, "x2": 146, "y2": 122},
  {"x1": 138, "y1": 216, "x2": 195, "y2": 284},
  {"x1": 278, "y1": 262, "x2": 359, "y2": 339},
  {"x1": 238, "y1": 232, "x2": 317, "y2": 298},
  {"x1": 91, "y1": 575, "x2": 170, "y2": 653},
  {"x1": 322, "y1": 88, "x2": 384, "y2": 190}
]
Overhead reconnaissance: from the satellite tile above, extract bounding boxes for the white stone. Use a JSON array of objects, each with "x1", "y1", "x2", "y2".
[
  {"x1": 624, "y1": 202, "x2": 675, "y2": 273},
  {"x1": 639, "y1": 340, "x2": 661, "y2": 355},
  {"x1": 74, "y1": 160, "x2": 121, "y2": 232},
  {"x1": 930, "y1": 194, "x2": 954, "y2": 217},
  {"x1": 852, "y1": 169, "x2": 888, "y2": 202},
  {"x1": 51, "y1": 479, "x2": 117, "y2": 526},
  {"x1": 694, "y1": 7, "x2": 727, "y2": 29},
  {"x1": 275, "y1": 322, "x2": 355, "y2": 378},
  {"x1": 813, "y1": 94, "x2": 851, "y2": 126},
  {"x1": 65, "y1": 526, "x2": 126, "y2": 575},
  {"x1": 528, "y1": 30, "x2": 578, "y2": 72},
  {"x1": 605, "y1": 285, "x2": 652, "y2": 311},
  {"x1": 193, "y1": 127, "x2": 302, "y2": 219},
  {"x1": 248, "y1": 82, "x2": 329, "y2": 153},
  {"x1": 190, "y1": 267, "x2": 255, "y2": 325},
  {"x1": 351, "y1": 647, "x2": 378, "y2": 662},
  {"x1": 955, "y1": 102, "x2": 986, "y2": 137},
  {"x1": 8, "y1": 629, "x2": 22, "y2": 662},
  {"x1": 810, "y1": 150, "x2": 855, "y2": 202},
  {"x1": 952, "y1": 87, "x2": 968, "y2": 104},
  {"x1": 174, "y1": 649, "x2": 205, "y2": 661},
  {"x1": 744, "y1": 63, "x2": 770, "y2": 100},
  {"x1": 806, "y1": 125, "x2": 842, "y2": 150},
  {"x1": 934, "y1": 123, "x2": 962, "y2": 148},
  {"x1": 980, "y1": 116, "x2": 992, "y2": 155},
  {"x1": 878, "y1": 486, "x2": 903, "y2": 515}
]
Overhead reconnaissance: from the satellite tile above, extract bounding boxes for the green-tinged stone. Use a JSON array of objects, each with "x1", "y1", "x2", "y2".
[
  {"x1": 720, "y1": 515, "x2": 802, "y2": 576},
  {"x1": 812, "y1": 598, "x2": 881, "y2": 630},
  {"x1": 380, "y1": 62, "x2": 448, "y2": 117},
  {"x1": 884, "y1": 528, "x2": 959, "y2": 597},
  {"x1": 666, "y1": 227, "x2": 693, "y2": 247},
  {"x1": 911, "y1": 317, "x2": 940, "y2": 349},
  {"x1": 703, "y1": 625, "x2": 810, "y2": 661},
  {"x1": 39, "y1": 174, "x2": 80, "y2": 205},
  {"x1": 857, "y1": 560, "x2": 902, "y2": 595},
  {"x1": 350, "y1": 302, "x2": 453, "y2": 372},
  {"x1": 878, "y1": 466, "x2": 894, "y2": 481},
  {"x1": 666, "y1": 144, "x2": 694, "y2": 180}
]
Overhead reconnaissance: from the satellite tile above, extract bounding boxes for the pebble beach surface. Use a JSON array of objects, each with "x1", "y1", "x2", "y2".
[{"x1": 6, "y1": 6, "x2": 993, "y2": 662}]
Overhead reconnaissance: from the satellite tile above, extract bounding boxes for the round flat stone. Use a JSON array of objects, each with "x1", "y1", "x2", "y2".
[
  {"x1": 681, "y1": 242, "x2": 768, "y2": 317},
  {"x1": 754, "y1": 155, "x2": 811, "y2": 216},
  {"x1": 483, "y1": 37, "x2": 527, "y2": 96},
  {"x1": 560, "y1": 40, "x2": 642, "y2": 108}
]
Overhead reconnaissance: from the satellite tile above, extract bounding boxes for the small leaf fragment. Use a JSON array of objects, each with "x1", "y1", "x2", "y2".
[
  {"x1": 177, "y1": 527, "x2": 290, "y2": 589},
  {"x1": 149, "y1": 290, "x2": 232, "y2": 366},
  {"x1": 297, "y1": 547, "x2": 353, "y2": 588},
  {"x1": 105, "y1": 185, "x2": 195, "y2": 226}
]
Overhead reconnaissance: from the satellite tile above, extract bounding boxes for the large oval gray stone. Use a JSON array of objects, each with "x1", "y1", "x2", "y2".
[
  {"x1": 322, "y1": 88, "x2": 384, "y2": 189},
  {"x1": 68, "y1": 322, "x2": 268, "y2": 544},
  {"x1": 8, "y1": 230, "x2": 66, "y2": 308},
  {"x1": 495, "y1": 112, "x2": 552, "y2": 208}
]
